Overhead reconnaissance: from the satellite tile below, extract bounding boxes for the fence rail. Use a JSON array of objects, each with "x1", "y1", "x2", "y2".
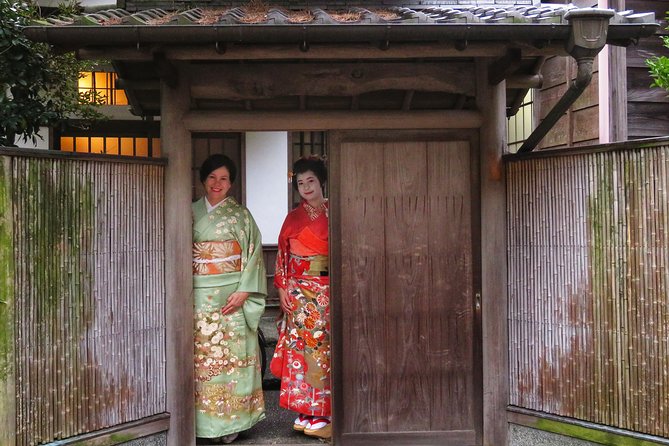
[
  {"x1": 507, "y1": 138, "x2": 669, "y2": 438},
  {"x1": 0, "y1": 151, "x2": 166, "y2": 445}
]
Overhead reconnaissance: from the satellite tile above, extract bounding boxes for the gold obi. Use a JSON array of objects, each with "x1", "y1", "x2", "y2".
[
  {"x1": 193, "y1": 240, "x2": 242, "y2": 276},
  {"x1": 289, "y1": 254, "x2": 329, "y2": 276}
]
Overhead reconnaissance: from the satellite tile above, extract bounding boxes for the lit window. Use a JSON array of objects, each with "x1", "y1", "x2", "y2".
[
  {"x1": 78, "y1": 71, "x2": 128, "y2": 106},
  {"x1": 59, "y1": 136, "x2": 161, "y2": 158},
  {"x1": 507, "y1": 90, "x2": 534, "y2": 153}
]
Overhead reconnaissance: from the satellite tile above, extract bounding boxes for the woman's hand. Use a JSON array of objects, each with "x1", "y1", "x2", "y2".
[
  {"x1": 221, "y1": 291, "x2": 249, "y2": 315},
  {"x1": 278, "y1": 288, "x2": 292, "y2": 314}
]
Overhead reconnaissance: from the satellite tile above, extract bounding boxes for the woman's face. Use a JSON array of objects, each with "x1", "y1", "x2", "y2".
[
  {"x1": 204, "y1": 166, "x2": 232, "y2": 205},
  {"x1": 296, "y1": 170, "x2": 323, "y2": 203}
]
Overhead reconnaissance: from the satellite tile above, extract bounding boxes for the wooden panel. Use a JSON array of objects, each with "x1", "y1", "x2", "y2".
[
  {"x1": 339, "y1": 141, "x2": 387, "y2": 433},
  {"x1": 628, "y1": 103, "x2": 669, "y2": 138},
  {"x1": 506, "y1": 141, "x2": 669, "y2": 438},
  {"x1": 383, "y1": 142, "x2": 431, "y2": 431},
  {"x1": 572, "y1": 71, "x2": 599, "y2": 111},
  {"x1": 539, "y1": 114, "x2": 569, "y2": 150},
  {"x1": 426, "y1": 141, "x2": 474, "y2": 430},
  {"x1": 540, "y1": 56, "x2": 568, "y2": 89},
  {"x1": 184, "y1": 110, "x2": 483, "y2": 132},
  {"x1": 336, "y1": 134, "x2": 479, "y2": 445},
  {"x1": 188, "y1": 62, "x2": 476, "y2": 100},
  {"x1": 572, "y1": 106, "x2": 600, "y2": 143}
]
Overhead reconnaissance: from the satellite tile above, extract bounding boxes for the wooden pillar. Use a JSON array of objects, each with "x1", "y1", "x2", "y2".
[
  {"x1": 476, "y1": 59, "x2": 509, "y2": 446},
  {"x1": 161, "y1": 63, "x2": 195, "y2": 446},
  {"x1": 603, "y1": 0, "x2": 628, "y2": 142},
  {"x1": 0, "y1": 156, "x2": 15, "y2": 446}
]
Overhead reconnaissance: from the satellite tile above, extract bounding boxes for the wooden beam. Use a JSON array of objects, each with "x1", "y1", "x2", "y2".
[
  {"x1": 183, "y1": 110, "x2": 483, "y2": 131},
  {"x1": 154, "y1": 52, "x2": 178, "y2": 89},
  {"x1": 162, "y1": 64, "x2": 195, "y2": 446},
  {"x1": 489, "y1": 48, "x2": 522, "y2": 85},
  {"x1": 116, "y1": 78, "x2": 160, "y2": 90},
  {"x1": 506, "y1": 74, "x2": 543, "y2": 89},
  {"x1": 477, "y1": 59, "x2": 509, "y2": 446},
  {"x1": 42, "y1": 413, "x2": 170, "y2": 446},
  {"x1": 187, "y1": 62, "x2": 476, "y2": 100},
  {"x1": 76, "y1": 42, "x2": 569, "y2": 62}
]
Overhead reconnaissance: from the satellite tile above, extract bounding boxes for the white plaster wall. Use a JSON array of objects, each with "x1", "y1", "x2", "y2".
[
  {"x1": 14, "y1": 127, "x2": 50, "y2": 149},
  {"x1": 244, "y1": 132, "x2": 288, "y2": 244}
]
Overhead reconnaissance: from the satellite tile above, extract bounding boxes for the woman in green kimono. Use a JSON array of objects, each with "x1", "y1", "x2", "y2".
[{"x1": 192, "y1": 154, "x2": 267, "y2": 444}]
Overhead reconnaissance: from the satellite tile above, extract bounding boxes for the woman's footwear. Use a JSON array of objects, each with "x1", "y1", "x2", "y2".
[
  {"x1": 293, "y1": 414, "x2": 311, "y2": 432},
  {"x1": 220, "y1": 432, "x2": 238, "y2": 444},
  {"x1": 303, "y1": 417, "x2": 331, "y2": 439}
]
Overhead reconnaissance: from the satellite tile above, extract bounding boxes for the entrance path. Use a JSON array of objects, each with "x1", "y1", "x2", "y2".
[{"x1": 196, "y1": 390, "x2": 326, "y2": 445}]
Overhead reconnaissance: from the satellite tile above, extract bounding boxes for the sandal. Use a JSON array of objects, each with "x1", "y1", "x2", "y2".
[
  {"x1": 293, "y1": 414, "x2": 311, "y2": 432},
  {"x1": 304, "y1": 417, "x2": 331, "y2": 439}
]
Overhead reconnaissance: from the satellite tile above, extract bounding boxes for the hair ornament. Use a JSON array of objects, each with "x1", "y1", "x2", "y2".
[{"x1": 288, "y1": 171, "x2": 294, "y2": 183}]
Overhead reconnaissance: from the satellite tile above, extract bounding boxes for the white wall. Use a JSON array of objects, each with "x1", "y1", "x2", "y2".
[
  {"x1": 245, "y1": 132, "x2": 288, "y2": 244},
  {"x1": 14, "y1": 127, "x2": 50, "y2": 149}
]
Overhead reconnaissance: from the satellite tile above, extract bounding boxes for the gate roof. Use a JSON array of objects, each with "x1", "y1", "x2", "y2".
[{"x1": 24, "y1": 2, "x2": 658, "y2": 117}]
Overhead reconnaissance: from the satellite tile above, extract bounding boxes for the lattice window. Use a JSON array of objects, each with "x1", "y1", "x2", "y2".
[
  {"x1": 60, "y1": 135, "x2": 160, "y2": 157},
  {"x1": 507, "y1": 90, "x2": 535, "y2": 153},
  {"x1": 78, "y1": 71, "x2": 128, "y2": 106}
]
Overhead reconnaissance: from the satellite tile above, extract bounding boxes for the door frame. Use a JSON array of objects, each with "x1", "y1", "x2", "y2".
[{"x1": 328, "y1": 129, "x2": 483, "y2": 445}]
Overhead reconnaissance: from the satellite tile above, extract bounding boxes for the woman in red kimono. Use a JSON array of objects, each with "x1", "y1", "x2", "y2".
[{"x1": 271, "y1": 156, "x2": 331, "y2": 439}]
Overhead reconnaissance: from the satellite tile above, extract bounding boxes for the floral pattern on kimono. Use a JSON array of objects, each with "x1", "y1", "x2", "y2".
[
  {"x1": 271, "y1": 200, "x2": 331, "y2": 417},
  {"x1": 192, "y1": 196, "x2": 267, "y2": 438}
]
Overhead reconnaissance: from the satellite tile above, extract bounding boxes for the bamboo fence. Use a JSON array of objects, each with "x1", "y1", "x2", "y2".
[
  {"x1": 4, "y1": 153, "x2": 166, "y2": 445},
  {"x1": 507, "y1": 141, "x2": 669, "y2": 438}
]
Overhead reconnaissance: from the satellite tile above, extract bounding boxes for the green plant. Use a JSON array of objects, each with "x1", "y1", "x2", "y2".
[
  {"x1": 646, "y1": 13, "x2": 669, "y2": 94},
  {"x1": 0, "y1": 0, "x2": 104, "y2": 147}
]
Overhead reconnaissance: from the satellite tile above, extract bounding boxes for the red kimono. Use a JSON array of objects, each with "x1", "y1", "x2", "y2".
[{"x1": 271, "y1": 200, "x2": 330, "y2": 417}]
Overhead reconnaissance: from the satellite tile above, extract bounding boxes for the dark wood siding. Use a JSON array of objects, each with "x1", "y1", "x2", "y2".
[
  {"x1": 627, "y1": 0, "x2": 669, "y2": 139},
  {"x1": 537, "y1": 56, "x2": 600, "y2": 150}
]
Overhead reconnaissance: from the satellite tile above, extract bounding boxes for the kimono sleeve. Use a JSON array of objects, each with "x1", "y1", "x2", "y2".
[{"x1": 237, "y1": 208, "x2": 267, "y2": 331}]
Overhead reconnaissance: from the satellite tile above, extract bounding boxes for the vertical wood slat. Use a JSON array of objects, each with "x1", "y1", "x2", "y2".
[
  {"x1": 0, "y1": 156, "x2": 15, "y2": 446},
  {"x1": 507, "y1": 142, "x2": 669, "y2": 439},
  {"x1": 7, "y1": 154, "x2": 166, "y2": 446},
  {"x1": 339, "y1": 141, "x2": 387, "y2": 434}
]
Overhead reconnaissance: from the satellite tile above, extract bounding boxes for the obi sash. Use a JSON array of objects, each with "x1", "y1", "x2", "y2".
[
  {"x1": 193, "y1": 240, "x2": 242, "y2": 276},
  {"x1": 288, "y1": 253, "x2": 329, "y2": 277}
]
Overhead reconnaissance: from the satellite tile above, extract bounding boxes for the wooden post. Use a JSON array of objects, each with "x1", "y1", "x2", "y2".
[
  {"x1": 477, "y1": 59, "x2": 509, "y2": 446},
  {"x1": 161, "y1": 64, "x2": 195, "y2": 446},
  {"x1": 0, "y1": 156, "x2": 15, "y2": 446},
  {"x1": 604, "y1": 0, "x2": 628, "y2": 142}
]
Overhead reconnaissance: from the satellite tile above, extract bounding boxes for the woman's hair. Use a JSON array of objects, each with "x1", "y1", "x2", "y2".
[
  {"x1": 292, "y1": 156, "x2": 327, "y2": 191},
  {"x1": 199, "y1": 154, "x2": 237, "y2": 184}
]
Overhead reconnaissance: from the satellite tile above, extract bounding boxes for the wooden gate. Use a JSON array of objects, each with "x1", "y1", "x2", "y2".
[{"x1": 330, "y1": 132, "x2": 482, "y2": 446}]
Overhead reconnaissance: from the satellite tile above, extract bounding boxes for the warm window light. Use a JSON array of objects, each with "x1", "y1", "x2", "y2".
[
  {"x1": 120, "y1": 137, "x2": 134, "y2": 156},
  {"x1": 78, "y1": 71, "x2": 129, "y2": 106},
  {"x1": 59, "y1": 136, "x2": 160, "y2": 158}
]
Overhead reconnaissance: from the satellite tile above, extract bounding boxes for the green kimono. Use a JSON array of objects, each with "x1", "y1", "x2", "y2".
[{"x1": 192, "y1": 196, "x2": 267, "y2": 438}]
